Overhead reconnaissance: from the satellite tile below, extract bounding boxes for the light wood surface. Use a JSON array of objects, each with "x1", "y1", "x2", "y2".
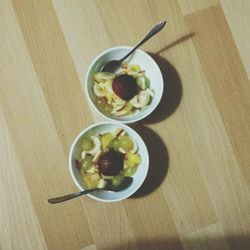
[{"x1": 0, "y1": 0, "x2": 250, "y2": 249}]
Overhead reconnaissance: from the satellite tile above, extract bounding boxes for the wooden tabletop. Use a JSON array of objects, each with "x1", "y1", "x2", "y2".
[{"x1": 1, "y1": 0, "x2": 250, "y2": 249}]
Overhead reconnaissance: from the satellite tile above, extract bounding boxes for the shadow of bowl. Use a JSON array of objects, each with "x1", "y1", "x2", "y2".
[
  {"x1": 129, "y1": 124, "x2": 169, "y2": 198},
  {"x1": 143, "y1": 53, "x2": 182, "y2": 124}
]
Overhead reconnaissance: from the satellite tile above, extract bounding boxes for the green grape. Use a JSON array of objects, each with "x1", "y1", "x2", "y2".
[
  {"x1": 111, "y1": 175, "x2": 125, "y2": 187},
  {"x1": 126, "y1": 152, "x2": 141, "y2": 164},
  {"x1": 124, "y1": 159, "x2": 136, "y2": 168},
  {"x1": 123, "y1": 166, "x2": 138, "y2": 177},
  {"x1": 81, "y1": 156, "x2": 94, "y2": 171},
  {"x1": 81, "y1": 138, "x2": 94, "y2": 151},
  {"x1": 111, "y1": 138, "x2": 120, "y2": 151},
  {"x1": 101, "y1": 133, "x2": 113, "y2": 150},
  {"x1": 119, "y1": 135, "x2": 134, "y2": 151}
]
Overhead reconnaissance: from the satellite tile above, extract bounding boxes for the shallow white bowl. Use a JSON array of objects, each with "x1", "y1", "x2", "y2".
[
  {"x1": 69, "y1": 122, "x2": 149, "y2": 202},
  {"x1": 85, "y1": 46, "x2": 164, "y2": 123}
]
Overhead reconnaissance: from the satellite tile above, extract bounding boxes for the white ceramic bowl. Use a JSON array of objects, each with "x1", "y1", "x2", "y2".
[
  {"x1": 69, "y1": 122, "x2": 149, "y2": 202},
  {"x1": 85, "y1": 46, "x2": 164, "y2": 123}
]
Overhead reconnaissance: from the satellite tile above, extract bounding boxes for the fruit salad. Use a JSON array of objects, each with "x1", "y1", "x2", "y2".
[
  {"x1": 93, "y1": 63, "x2": 154, "y2": 117},
  {"x1": 76, "y1": 128, "x2": 141, "y2": 189}
]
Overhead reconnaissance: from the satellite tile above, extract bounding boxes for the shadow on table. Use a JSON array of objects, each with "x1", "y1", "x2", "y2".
[
  {"x1": 105, "y1": 234, "x2": 250, "y2": 250},
  {"x1": 155, "y1": 32, "x2": 195, "y2": 54},
  {"x1": 129, "y1": 125, "x2": 169, "y2": 198},
  {"x1": 128, "y1": 33, "x2": 194, "y2": 196},
  {"x1": 142, "y1": 53, "x2": 182, "y2": 124}
]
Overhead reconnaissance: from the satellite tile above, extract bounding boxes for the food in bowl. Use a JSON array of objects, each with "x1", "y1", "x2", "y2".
[
  {"x1": 93, "y1": 63, "x2": 155, "y2": 117},
  {"x1": 76, "y1": 127, "x2": 141, "y2": 189}
]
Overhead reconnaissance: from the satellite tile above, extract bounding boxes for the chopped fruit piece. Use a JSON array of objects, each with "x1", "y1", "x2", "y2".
[
  {"x1": 111, "y1": 103, "x2": 127, "y2": 114},
  {"x1": 119, "y1": 147, "x2": 127, "y2": 154},
  {"x1": 86, "y1": 136, "x2": 101, "y2": 155},
  {"x1": 103, "y1": 104, "x2": 113, "y2": 113},
  {"x1": 76, "y1": 159, "x2": 81, "y2": 170},
  {"x1": 114, "y1": 103, "x2": 133, "y2": 117},
  {"x1": 81, "y1": 138, "x2": 94, "y2": 151},
  {"x1": 113, "y1": 96, "x2": 126, "y2": 107},
  {"x1": 137, "y1": 77, "x2": 146, "y2": 89},
  {"x1": 146, "y1": 88, "x2": 155, "y2": 97},
  {"x1": 129, "y1": 139, "x2": 138, "y2": 153},
  {"x1": 122, "y1": 166, "x2": 138, "y2": 177},
  {"x1": 124, "y1": 159, "x2": 136, "y2": 168},
  {"x1": 121, "y1": 63, "x2": 128, "y2": 69},
  {"x1": 138, "y1": 90, "x2": 150, "y2": 106},
  {"x1": 97, "y1": 179, "x2": 108, "y2": 189},
  {"x1": 101, "y1": 133, "x2": 114, "y2": 150},
  {"x1": 126, "y1": 152, "x2": 141, "y2": 165},
  {"x1": 98, "y1": 149, "x2": 124, "y2": 176},
  {"x1": 93, "y1": 83, "x2": 107, "y2": 97},
  {"x1": 81, "y1": 156, "x2": 94, "y2": 171},
  {"x1": 86, "y1": 165, "x2": 96, "y2": 174},
  {"x1": 130, "y1": 64, "x2": 141, "y2": 72},
  {"x1": 105, "y1": 79, "x2": 114, "y2": 94},
  {"x1": 111, "y1": 138, "x2": 121, "y2": 151},
  {"x1": 94, "y1": 72, "x2": 116, "y2": 82},
  {"x1": 111, "y1": 175, "x2": 125, "y2": 187},
  {"x1": 112, "y1": 74, "x2": 137, "y2": 100},
  {"x1": 96, "y1": 97, "x2": 107, "y2": 108},
  {"x1": 91, "y1": 173, "x2": 100, "y2": 181},
  {"x1": 119, "y1": 135, "x2": 134, "y2": 151},
  {"x1": 82, "y1": 173, "x2": 100, "y2": 189},
  {"x1": 123, "y1": 163, "x2": 129, "y2": 169},
  {"x1": 93, "y1": 149, "x2": 102, "y2": 163},
  {"x1": 81, "y1": 151, "x2": 86, "y2": 159},
  {"x1": 101, "y1": 174, "x2": 113, "y2": 180}
]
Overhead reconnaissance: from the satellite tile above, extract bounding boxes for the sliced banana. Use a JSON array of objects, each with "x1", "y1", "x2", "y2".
[
  {"x1": 130, "y1": 138, "x2": 138, "y2": 153},
  {"x1": 94, "y1": 72, "x2": 116, "y2": 82},
  {"x1": 80, "y1": 151, "x2": 86, "y2": 159},
  {"x1": 146, "y1": 88, "x2": 155, "y2": 97},
  {"x1": 137, "y1": 77, "x2": 146, "y2": 90},
  {"x1": 138, "y1": 90, "x2": 150, "y2": 106},
  {"x1": 97, "y1": 179, "x2": 108, "y2": 188},
  {"x1": 111, "y1": 104, "x2": 126, "y2": 114},
  {"x1": 101, "y1": 174, "x2": 113, "y2": 180},
  {"x1": 129, "y1": 95, "x2": 138, "y2": 105},
  {"x1": 92, "y1": 149, "x2": 102, "y2": 163},
  {"x1": 130, "y1": 90, "x2": 150, "y2": 108},
  {"x1": 86, "y1": 136, "x2": 101, "y2": 155},
  {"x1": 104, "y1": 79, "x2": 114, "y2": 94},
  {"x1": 130, "y1": 95, "x2": 143, "y2": 108},
  {"x1": 93, "y1": 83, "x2": 107, "y2": 97},
  {"x1": 114, "y1": 104, "x2": 133, "y2": 116},
  {"x1": 112, "y1": 96, "x2": 126, "y2": 108}
]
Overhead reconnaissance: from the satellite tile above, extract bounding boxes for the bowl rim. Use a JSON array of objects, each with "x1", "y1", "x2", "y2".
[
  {"x1": 84, "y1": 46, "x2": 164, "y2": 124},
  {"x1": 68, "y1": 121, "x2": 149, "y2": 202}
]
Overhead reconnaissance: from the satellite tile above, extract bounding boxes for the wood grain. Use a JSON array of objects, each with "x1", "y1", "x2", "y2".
[
  {"x1": 186, "y1": 4, "x2": 250, "y2": 191},
  {"x1": 0, "y1": 0, "x2": 250, "y2": 249},
  {"x1": 220, "y1": 0, "x2": 250, "y2": 80},
  {"x1": 0, "y1": 113, "x2": 47, "y2": 250},
  {"x1": 178, "y1": 0, "x2": 219, "y2": 15}
]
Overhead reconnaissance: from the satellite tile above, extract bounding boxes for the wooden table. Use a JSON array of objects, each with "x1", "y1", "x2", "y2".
[{"x1": 1, "y1": 1, "x2": 250, "y2": 249}]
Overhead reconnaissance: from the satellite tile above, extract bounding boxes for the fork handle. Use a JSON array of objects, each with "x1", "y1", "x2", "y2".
[{"x1": 120, "y1": 20, "x2": 167, "y2": 62}]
